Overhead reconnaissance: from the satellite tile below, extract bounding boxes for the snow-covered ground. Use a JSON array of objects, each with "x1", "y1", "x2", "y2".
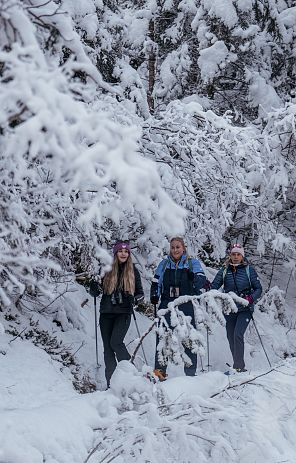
[{"x1": 1, "y1": 270, "x2": 296, "y2": 463}]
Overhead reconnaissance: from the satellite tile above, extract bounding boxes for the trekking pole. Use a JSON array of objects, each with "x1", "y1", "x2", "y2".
[
  {"x1": 93, "y1": 296, "x2": 99, "y2": 367},
  {"x1": 132, "y1": 307, "x2": 148, "y2": 365},
  {"x1": 206, "y1": 327, "x2": 211, "y2": 371},
  {"x1": 251, "y1": 316, "x2": 272, "y2": 368},
  {"x1": 199, "y1": 355, "x2": 206, "y2": 372}
]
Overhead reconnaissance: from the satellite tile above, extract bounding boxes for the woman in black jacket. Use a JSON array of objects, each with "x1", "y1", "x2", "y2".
[{"x1": 90, "y1": 241, "x2": 144, "y2": 387}]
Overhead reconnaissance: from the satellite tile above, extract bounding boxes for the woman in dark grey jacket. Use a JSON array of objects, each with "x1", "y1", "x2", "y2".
[
  {"x1": 211, "y1": 244, "x2": 262, "y2": 373},
  {"x1": 90, "y1": 241, "x2": 144, "y2": 387}
]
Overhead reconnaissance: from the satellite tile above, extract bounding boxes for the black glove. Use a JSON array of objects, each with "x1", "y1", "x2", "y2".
[
  {"x1": 135, "y1": 294, "x2": 144, "y2": 304},
  {"x1": 150, "y1": 295, "x2": 159, "y2": 305},
  {"x1": 150, "y1": 281, "x2": 159, "y2": 305},
  {"x1": 89, "y1": 281, "x2": 101, "y2": 297},
  {"x1": 127, "y1": 294, "x2": 135, "y2": 306},
  {"x1": 187, "y1": 270, "x2": 194, "y2": 281}
]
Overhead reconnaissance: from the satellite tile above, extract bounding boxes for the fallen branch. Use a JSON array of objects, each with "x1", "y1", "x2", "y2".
[
  {"x1": 210, "y1": 364, "x2": 285, "y2": 398},
  {"x1": 130, "y1": 320, "x2": 157, "y2": 364},
  {"x1": 39, "y1": 286, "x2": 69, "y2": 312}
]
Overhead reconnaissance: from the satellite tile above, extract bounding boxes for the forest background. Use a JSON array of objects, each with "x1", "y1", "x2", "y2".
[{"x1": 1, "y1": 0, "x2": 295, "y2": 299}]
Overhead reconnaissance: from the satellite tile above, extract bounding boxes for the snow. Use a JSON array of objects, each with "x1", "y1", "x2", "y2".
[
  {"x1": 279, "y1": 6, "x2": 296, "y2": 28},
  {"x1": 248, "y1": 72, "x2": 283, "y2": 114},
  {"x1": 202, "y1": 0, "x2": 239, "y2": 29},
  {"x1": 236, "y1": 0, "x2": 253, "y2": 13},
  {"x1": 1, "y1": 1, "x2": 296, "y2": 461},
  {"x1": 1, "y1": 278, "x2": 296, "y2": 463},
  {"x1": 0, "y1": 337, "x2": 97, "y2": 463},
  {"x1": 198, "y1": 40, "x2": 237, "y2": 84}
]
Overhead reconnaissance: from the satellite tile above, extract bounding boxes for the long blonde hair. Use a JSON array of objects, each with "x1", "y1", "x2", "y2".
[{"x1": 103, "y1": 254, "x2": 135, "y2": 295}]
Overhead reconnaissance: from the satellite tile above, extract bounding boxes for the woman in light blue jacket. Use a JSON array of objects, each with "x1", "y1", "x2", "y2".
[{"x1": 150, "y1": 237, "x2": 206, "y2": 380}]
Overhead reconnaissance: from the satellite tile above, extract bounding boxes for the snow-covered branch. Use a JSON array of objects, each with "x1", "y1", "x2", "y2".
[{"x1": 155, "y1": 291, "x2": 247, "y2": 368}]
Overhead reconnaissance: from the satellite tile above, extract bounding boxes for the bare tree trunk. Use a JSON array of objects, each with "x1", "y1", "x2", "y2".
[{"x1": 147, "y1": 19, "x2": 156, "y2": 114}]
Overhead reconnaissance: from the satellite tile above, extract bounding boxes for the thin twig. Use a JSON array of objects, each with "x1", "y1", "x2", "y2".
[
  {"x1": 210, "y1": 364, "x2": 285, "y2": 398},
  {"x1": 130, "y1": 321, "x2": 156, "y2": 364},
  {"x1": 284, "y1": 268, "x2": 293, "y2": 298},
  {"x1": 39, "y1": 287, "x2": 69, "y2": 311},
  {"x1": 72, "y1": 341, "x2": 85, "y2": 356},
  {"x1": 9, "y1": 327, "x2": 27, "y2": 344}
]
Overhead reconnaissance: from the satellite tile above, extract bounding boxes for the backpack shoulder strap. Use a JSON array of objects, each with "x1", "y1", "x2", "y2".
[
  {"x1": 245, "y1": 265, "x2": 252, "y2": 289},
  {"x1": 186, "y1": 256, "x2": 193, "y2": 272},
  {"x1": 158, "y1": 258, "x2": 169, "y2": 277},
  {"x1": 222, "y1": 266, "x2": 228, "y2": 286}
]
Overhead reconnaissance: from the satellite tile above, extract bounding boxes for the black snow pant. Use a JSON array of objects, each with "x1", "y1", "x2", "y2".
[
  {"x1": 225, "y1": 310, "x2": 252, "y2": 370},
  {"x1": 155, "y1": 303, "x2": 197, "y2": 376},
  {"x1": 99, "y1": 313, "x2": 131, "y2": 387}
]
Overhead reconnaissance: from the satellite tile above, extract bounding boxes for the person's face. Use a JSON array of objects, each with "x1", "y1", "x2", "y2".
[
  {"x1": 170, "y1": 240, "x2": 185, "y2": 262},
  {"x1": 230, "y1": 252, "x2": 243, "y2": 265},
  {"x1": 117, "y1": 248, "x2": 129, "y2": 263}
]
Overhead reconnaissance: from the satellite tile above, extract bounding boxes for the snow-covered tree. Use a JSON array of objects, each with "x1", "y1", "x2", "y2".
[
  {"x1": 0, "y1": 0, "x2": 295, "y2": 307},
  {"x1": 0, "y1": 1, "x2": 185, "y2": 306}
]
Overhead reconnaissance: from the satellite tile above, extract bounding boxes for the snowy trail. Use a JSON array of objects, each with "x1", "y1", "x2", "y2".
[
  {"x1": 220, "y1": 363, "x2": 296, "y2": 462},
  {"x1": 161, "y1": 363, "x2": 296, "y2": 462},
  {"x1": 1, "y1": 298, "x2": 296, "y2": 463},
  {"x1": 1, "y1": 330, "x2": 296, "y2": 463}
]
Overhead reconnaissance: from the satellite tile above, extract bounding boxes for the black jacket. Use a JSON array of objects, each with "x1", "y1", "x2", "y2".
[{"x1": 89, "y1": 264, "x2": 144, "y2": 314}]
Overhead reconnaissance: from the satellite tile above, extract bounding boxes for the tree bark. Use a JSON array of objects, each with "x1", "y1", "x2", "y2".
[{"x1": 147, "y1": 19, "x2": 156, "y2": 114}]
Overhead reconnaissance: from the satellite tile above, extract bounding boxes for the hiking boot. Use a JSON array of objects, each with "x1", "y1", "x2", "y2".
[
  {"x1": 153, "y1": 368, "x2": 167, "y2": 382},
  {"x1": 224, "y1": 367, "x2": 247, "y2": 376}
]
